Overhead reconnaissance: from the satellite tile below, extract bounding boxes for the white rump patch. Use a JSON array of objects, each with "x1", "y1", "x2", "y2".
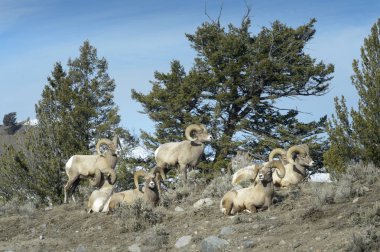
[
  {"x1": 92, "y1": 198, "x2": 104, "y2": 212},
  {"x1": 154, "y1": 147, "x2": 160, "y2": 158},
  {"x1": 66, "y1": 156, "x2": 74, "y2": 169}
]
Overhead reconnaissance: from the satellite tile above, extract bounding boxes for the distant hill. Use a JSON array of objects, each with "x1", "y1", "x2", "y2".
[{"x1": 0, "y1": 123, "x2": 28, "y2": 156}]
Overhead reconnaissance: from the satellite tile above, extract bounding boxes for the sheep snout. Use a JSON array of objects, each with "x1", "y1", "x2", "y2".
[{"x1": 148, "y1": 181, "x2": 155, "y2": 189}]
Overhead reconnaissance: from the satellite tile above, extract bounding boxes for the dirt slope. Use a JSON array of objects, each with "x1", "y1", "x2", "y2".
[{"x1": 1, "y1": 180, "x2": 379, "y2": 252}]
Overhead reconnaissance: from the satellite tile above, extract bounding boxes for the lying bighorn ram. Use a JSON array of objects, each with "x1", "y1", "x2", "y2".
[
  {"x1": 154, "y1": 124, "x2": 212, "y2": 181},
  {"x1": 221, "y1": 160, "x2": 285, "y2": 215},
  {"x1": 103, "y1": 170, "x2": 161, "y2": 212},
  {"x1": 64, "y1": 136, "x2": 121, "y2": 203},
  {"x1": 232, "y1": 145, "x2": 313, "y2": 187},
  {"x1": 87, "y1": 174, "x2": 114, "y2": 213},
  {"x1": 272, "y1": 144, "x2": 314, "y2": 187}
]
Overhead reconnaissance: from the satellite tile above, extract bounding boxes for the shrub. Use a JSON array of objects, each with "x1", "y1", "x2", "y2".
[
  {"x1": 114, "y1": 198, "x2": 165, "y2": 232},
  {"x1": 201, "y1": 174, "x2": 232, "y2": 199}
]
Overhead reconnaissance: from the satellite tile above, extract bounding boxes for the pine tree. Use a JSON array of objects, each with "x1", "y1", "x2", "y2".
[
  {"x1": 324, "y1": 19, "x2": 380, "y2": 173},
  {"x1": 0, "y1": 41, "x2": 133, "y2": 203},
  {"x1": 132, "y1": 17, "x2": 333, "y2": 171}
]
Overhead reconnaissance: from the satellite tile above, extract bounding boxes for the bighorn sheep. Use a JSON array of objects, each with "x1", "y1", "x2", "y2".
[
  {"x1": 154, "y1": 124, "x2": 212, "y2": 181},
  {"x1": 232, "y1": 145, "x2": 313, "y2": 187},
  {"x1": 231, "y1": 148, "x2": 286, "y2": 186},
  {"x1": 221, "y1": 160, "x2": 285, "y2": 215},
  {"x1": 87, "y1": 175, "x2": 114, "y2": 213},
  {"x1": 103, "y1": 170, "x2": 161, "y2": 212},
  {"x1": 272, "y1": 144, "x2": 314, "y2": 187},
  {"x1": 63, "y1": 136, "x2": 121, "y2": 203}
]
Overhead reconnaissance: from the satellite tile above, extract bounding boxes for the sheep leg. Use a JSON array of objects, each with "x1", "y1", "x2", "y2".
[
  {"x1": 64, "y1": 176, "x2": 78, "y2": 203},
  {"x1": 179, "y1": 163, "x2": 187, "y2": 181},
  {"x1": 245, "y1": 203, "x2": 257, "y2": 213},
  {"x1": 70, "y1": 179, "x2": 80, "y2": 203}
]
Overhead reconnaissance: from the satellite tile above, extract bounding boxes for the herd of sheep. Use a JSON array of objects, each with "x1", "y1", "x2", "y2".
[{"x1": 63, "y1": 124, "x2": 314, "y2": 216}]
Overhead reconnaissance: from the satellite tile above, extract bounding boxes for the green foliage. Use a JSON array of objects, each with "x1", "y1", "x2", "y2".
[
  {"x1": 0, "y1": 41, "x2": 133, "y2": 203},
  {"x1": 324, "y1": 19, "x2": 380, "y2": 174},
  {"x1": 132, "y1": 16, "x2": 334, "y2": 173}
]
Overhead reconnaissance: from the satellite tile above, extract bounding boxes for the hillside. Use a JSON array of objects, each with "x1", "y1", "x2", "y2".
[
  {"x1": 0, "y1": 124, "x2": 27, "y2": 155},
  {"x1": 0, "y1": 163, "x2": 379, "y2": 252}
]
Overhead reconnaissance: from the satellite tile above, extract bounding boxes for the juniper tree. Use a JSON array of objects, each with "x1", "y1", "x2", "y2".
[
  {"x1": 324, "y1": 19, "x2": 380, "y2": 173},
  {"x1": 132, "y1": 16, "x2": 333, "y2": 172}
]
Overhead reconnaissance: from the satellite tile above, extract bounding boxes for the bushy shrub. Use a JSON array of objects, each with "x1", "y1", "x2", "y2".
[
  {"x1": 114, "y1": 198, "x2": 165, "y2": 232},
  {"x1": 201, "y1": 174, "x2": 232, "y2": 199}
]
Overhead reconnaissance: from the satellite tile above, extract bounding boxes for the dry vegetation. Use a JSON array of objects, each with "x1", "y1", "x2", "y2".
[{"x1": 1, "y1": 162, "x2": 379, "y2": 251}]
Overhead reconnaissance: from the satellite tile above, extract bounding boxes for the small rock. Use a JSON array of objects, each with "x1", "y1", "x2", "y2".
[
  {"x1": 279, "y1": 240, "x2": 286, "y2": 245},
  {"x1": 315, "y1": 236, "x2": 322, "y2": 241},
  {"x1": 231, "y1": 216, "x2": 241, "y2": 224},
  {"x1": 352, "y1": 198, "x2": 359, "y2": 203},
  {"x1": 76, "y1": 244, "x2": 86, "y2": 252},
  {"x1": 252, "y1": 224, "x2": 259, "y2": 229},
  {"x1": 175, "y1": 206, "x2": 184, "y2": 212},
  {"x1": 201, "y1": 236, "x2": 229, "y2": 252},
  {"x1": 242, "y1": 240, "x2": 255, "y2": 249},
  {"x1": 293, "y1": 241, "x2": 302, "y2": 248},
  {"x1": 175, "y1": 235, "x2": 192, "y2": 248},
  {"x1": 269, "y1": 216, "x2": 277, "y2": 220},
  {"x1": 220, "y1": 226, "x2": 236, "y2": 236},
  {"x1": 39, "y1": 235, "x2": 44, "y2": 240},
  {"x1": 44, "y1": 206, "x2": 53, "y2": 211},
  {"x1": 362, "y1": 186, "x2": 370, "y2": 192},
  {"x1": 193, "y1": 198, "x2": 214, "y2": 209},
  {"x1": 128, "y1": 244, "x2": 141, "y2": 252},
  {"x1": 97, "y1": 226, "x2": 102, "y2": 230}
]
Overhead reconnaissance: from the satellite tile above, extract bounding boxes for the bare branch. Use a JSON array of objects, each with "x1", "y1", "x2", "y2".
[
  {"x1": 242, "y1": 0, "x2": 252, "y2": 23},
  {"x1": 204, "y1": 0, "x2": 223, "y2": 25}
]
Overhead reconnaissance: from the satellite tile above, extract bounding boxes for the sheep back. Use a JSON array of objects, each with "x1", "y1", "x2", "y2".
[{"x1": 155, "y1": 140, "x2": 205, "y2": 167}]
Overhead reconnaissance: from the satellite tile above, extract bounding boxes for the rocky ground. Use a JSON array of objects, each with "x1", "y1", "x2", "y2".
[{"x1": 1, "y1": 170, "x2": 380, "y2": 252}]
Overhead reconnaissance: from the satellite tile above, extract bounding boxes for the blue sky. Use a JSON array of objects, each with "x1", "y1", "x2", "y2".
[{"x1": 0, "y1": 0, "x2": 379, "y2": 135}]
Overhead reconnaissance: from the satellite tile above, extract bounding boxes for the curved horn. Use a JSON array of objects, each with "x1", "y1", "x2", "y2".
[
  {"x1": 199, "y1": 124, "x2": 208, "y2": 132},
  {"x1": 185, "y1": 124, "x2": 201, "y2": 141},
  {"x1": 299, "y1": 144, "x2": 310, "y2": 153},
  {"x1": 266, "y1": 160, "x2": 285, "y2": 178},
  {"x1": 250, "y1": 165, "x2": 261, "y2": 182},
  {"x1": 112, "y1": 135, "x2": 121, "y2": 149},
  {"x1": 96, "y1": 138, "x2": 115, "y2": 155},
  {"x1": 286, "y1": 145, "x2": 307, "y2": 164},
  {"x1": 269, "y1": 148, "x2": 286, "y2": 161},
  {"x1": 133, "y1": 170, "x2": 147, "y2": 189}
]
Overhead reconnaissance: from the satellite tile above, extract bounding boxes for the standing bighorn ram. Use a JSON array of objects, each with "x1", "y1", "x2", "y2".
[
  {"x1": 154, "y1": 124, "x2": 212, "y2": 181},
  {"x1": 64, "y1": 136, "x2": 121, "y2": 203}
]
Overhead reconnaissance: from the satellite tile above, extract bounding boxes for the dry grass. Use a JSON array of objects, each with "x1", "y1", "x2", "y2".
[
  {"x1": 114, "y1": 198, "x2": 165, "y2": 232},
  {"x1": 0, "y1": 197, "x2": 37, "y2": 217},
  {"x1": 346, "y1": 226, "x2": 380, "y2": 252},
  {"x1": 310, "y1": 162, "x2": 380, "y2": 205}
]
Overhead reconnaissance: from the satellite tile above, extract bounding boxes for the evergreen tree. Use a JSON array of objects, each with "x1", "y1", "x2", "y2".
[
  {"x1": 3, "y1": 112, "x2": 17, "y2": 127},
  {"x1": 132, "y1": 17, "x2": 333, "y2": 171},
  {"x1": 0, "y1": 41, "x2": 134, "y2": 203},
  {"x1": 2, "y1": 112, "x2": 19, "y2": 134},
  {"x1": 324, "y1": 19, "x2": 380, "y2": 173}
]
